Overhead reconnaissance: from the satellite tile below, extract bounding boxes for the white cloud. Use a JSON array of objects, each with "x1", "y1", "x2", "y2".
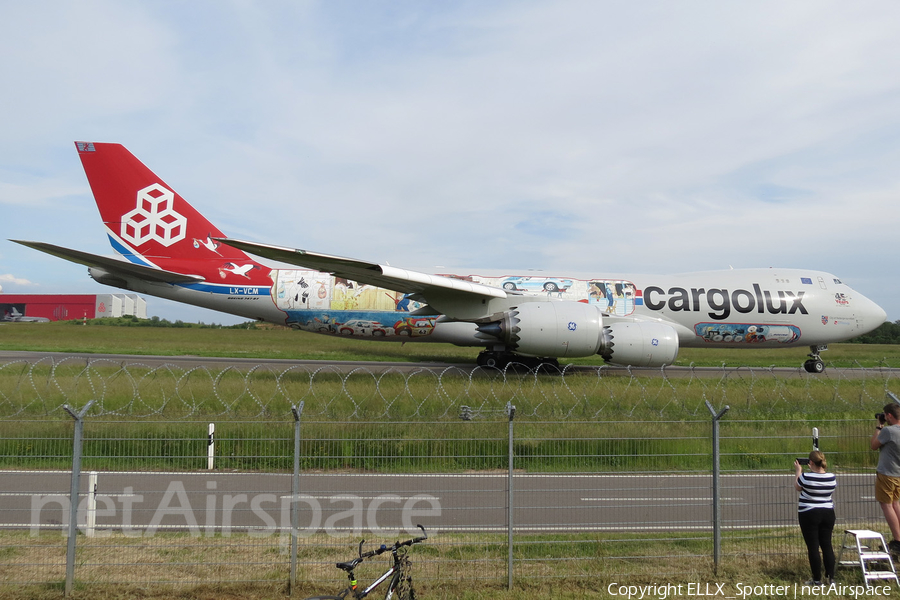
[
  {"x1": 0, "y1": 180, "x2": 85, "y2": 207},
  {"x1": 0, "y1": 274, "x2": 36, "y2": 287},
  {"x1": 2, "y1": 1, "x2": 899, "y2": 319},
  {"x1": 0, "y1": 2, "x2": 178, "y2": 141}
]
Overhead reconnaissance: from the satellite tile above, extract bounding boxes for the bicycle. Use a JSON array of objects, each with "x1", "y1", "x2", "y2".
[{"x1": 304, "y1": 525, "x2": 428, "y2": 600}]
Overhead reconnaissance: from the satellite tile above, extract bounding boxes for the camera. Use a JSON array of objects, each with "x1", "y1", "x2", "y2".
[
  {"x1": 796, "y1": 458, "x2": 810, "y2": 465},
  {"x1": 877, "y1": 412, "x2": 886, "y2": 424}
]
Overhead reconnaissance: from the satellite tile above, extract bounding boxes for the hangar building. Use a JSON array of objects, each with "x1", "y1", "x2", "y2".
[{"x1": 0, "y1": 294, "x2": 147, "y2": 322}]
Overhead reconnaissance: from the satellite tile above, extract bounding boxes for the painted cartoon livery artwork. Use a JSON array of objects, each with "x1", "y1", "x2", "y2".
[
  {"x1": 501, "y1": 276, "x2": 573, "y2": 293},
  {"x1": 695, "y1": 323, "x2": 800, "y2": 344},
  {"x1": 13, "y1": 142, "x2": 888, "y2": 374}
]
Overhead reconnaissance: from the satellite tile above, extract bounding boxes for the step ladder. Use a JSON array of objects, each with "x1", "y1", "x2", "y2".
[{"x1": 836, "y1": 529, "x2": 900, "y2": 586}]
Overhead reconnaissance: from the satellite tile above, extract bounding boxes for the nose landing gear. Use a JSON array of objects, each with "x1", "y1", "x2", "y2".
[{"x1": 804, "y1": 345, "x2": 827, "y2": 374}]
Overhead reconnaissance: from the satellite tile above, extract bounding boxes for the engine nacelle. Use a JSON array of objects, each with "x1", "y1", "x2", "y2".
[
  {"x1": 475, "y1": 302, "x2": 680, "y2": 366},
  {"x1": 88, "y1": 267, "x2": 129, "y2": 289},
  {"x1": 599, "y1": 321, "x2": 680, "y2": 368},
  {"x1": 476, "y1": 302, "x2": 604, "y2": 358}
]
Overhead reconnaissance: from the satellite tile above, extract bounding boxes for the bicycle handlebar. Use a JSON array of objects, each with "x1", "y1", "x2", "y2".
[
  {"x1": 403, "y1": 524, "x2": 428, "y2": 546},
  {"x1": 337, "y1": 525, "x2": 428, "y2": 572}
]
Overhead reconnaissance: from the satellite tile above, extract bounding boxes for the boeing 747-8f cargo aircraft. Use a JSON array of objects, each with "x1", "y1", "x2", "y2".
[{"x1": 12, "y1": 142, "x2": 887, "y2": 372}]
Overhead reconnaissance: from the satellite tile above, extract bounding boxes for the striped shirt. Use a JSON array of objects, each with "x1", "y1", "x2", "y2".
[{"x1": 797, "y1": 471, "x2": 836, "y2": 512}]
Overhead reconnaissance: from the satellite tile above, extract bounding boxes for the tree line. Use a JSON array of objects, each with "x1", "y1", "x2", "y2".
[
  {"x1": 67, "y1": 316, "x2": 259, "y2": 329},
  {"x1": 851, "y1": 320, "x2": 900, "y2": 344}
]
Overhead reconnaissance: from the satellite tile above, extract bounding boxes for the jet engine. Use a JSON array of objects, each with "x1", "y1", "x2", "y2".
[
  {"x1": 476, "y1": 302, "x2": 604, "y2": 358},
  {"x1": 475, "y1": 302, "x2": 679, "y2": 367},
  {"x1": 88, "y1": 267, "x2": 129, "y2": 289},
  {"x1": 598, "y1": 320, "x2": 680, "y2": 367}
]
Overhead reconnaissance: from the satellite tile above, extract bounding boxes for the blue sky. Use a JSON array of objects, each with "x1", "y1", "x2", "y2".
[{"x1": 2, "y1": 1, "x2": 900, "y2": 323}]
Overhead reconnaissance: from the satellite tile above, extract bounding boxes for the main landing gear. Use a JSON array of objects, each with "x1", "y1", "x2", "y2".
[
  {"x1": 804, "y1": 345, "x2": 827, "y2": 374},
  {"x1": 476, "y1": 350, "x2": 560, "y2": 371}
]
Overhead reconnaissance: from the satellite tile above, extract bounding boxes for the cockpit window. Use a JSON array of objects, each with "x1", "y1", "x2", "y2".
[{"x1": 833, "y1": 278, "x2": 843, "y2": 285}]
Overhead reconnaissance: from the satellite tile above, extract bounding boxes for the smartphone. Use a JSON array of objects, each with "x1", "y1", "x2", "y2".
[{"x1": 797, "y1": 458, "x2": 810, "y2": 465}]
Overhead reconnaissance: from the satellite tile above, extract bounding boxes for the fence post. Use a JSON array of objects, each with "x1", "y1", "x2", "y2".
[
  {"x1": 63, "y1": 399, "x2": 95, "y2": 597},
  {"x1": 86, "y1": 471, "x2": 98, "y2": 538},
  {"x1": 289, "y1": 402, "x2": 304, "y2": 595},
  {"x1": 506, "y1": 401, "x2": 516, "y2": 591},
  {"x1": 207, "y1": 423, "x2": 215, "y2": 470},
  {"x1": 705, "y1": 400, "x2": 729, "y2": 575}
]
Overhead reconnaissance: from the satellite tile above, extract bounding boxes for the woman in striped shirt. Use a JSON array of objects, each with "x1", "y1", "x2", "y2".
[{"x1": 794, "y1": 450, "x2": 837, "y2": 585}]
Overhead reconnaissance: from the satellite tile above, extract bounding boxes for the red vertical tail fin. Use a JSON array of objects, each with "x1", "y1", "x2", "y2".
[{"x1": 75, "y1": 142, "x2": 270, "y2": 285}]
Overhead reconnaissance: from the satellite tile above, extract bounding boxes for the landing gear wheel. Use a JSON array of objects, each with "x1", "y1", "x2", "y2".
[
  {"x1": 477, "y1": 351, "x2": 561, "y2": 373},
  {"x1": 476, "y1": 351, "x2": 507, "y2": 369},
  {"x1": 804, "y1": 345, "x2": 827, "y2": 374},
  {"x1": 536, "y1": 357, "x2": 561, "y2": 374},
  {"x1": 804, "y1": 359, "x2": 825, "y2": 374}
]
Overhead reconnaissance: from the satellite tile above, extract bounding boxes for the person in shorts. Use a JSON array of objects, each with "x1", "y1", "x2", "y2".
[{"x1": 871, "y1": 402, "x2": 900, "y2": 555}]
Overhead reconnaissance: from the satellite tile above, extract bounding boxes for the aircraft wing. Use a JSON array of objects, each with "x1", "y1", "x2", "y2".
[
  {"x1": 11, "y1": 240, "x2": 205, "y2": 284},
  {"x1": 217, "y1": 238, "x2": 507, "y2": 300}
]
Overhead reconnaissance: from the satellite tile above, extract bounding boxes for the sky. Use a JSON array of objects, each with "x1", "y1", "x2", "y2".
[{"x1": 2, "y1": 1, "x2": 900, "y2": 324}]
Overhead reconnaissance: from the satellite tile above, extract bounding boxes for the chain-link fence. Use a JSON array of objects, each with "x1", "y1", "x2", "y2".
[{"x1": 1, "y1": 358, "x2": 898, "y2": 596}]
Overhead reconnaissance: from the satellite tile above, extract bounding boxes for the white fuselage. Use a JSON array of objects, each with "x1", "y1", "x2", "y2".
[{"x1": 99, "y1": 265, "x2": 885, "y2": 351}]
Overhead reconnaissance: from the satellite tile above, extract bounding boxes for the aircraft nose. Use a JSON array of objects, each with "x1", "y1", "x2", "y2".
[{"x1": 858, "y1": 293, "x2": 888, "y2": 334}]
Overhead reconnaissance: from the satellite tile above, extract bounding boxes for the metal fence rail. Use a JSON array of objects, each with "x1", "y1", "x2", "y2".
[{"x1": 0, "y1": 358, "x2": 896, "y2": 596}]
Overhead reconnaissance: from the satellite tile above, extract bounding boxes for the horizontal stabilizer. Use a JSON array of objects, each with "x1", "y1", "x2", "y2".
[
  {"x1": 11, "y1": 240, "x2": 205, "y2": 284},
  {"x1": 217, "y1": 238, "x2": 507, "y2": 300}
]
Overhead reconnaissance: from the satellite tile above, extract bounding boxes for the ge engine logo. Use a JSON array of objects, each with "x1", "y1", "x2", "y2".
[{"x1": 121, "y1": 184, "x2": 187, "y2": 247}]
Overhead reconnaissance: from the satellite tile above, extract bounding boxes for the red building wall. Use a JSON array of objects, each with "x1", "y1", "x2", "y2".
[{"x1": 0, "y1": 294, "x2": 98, "y2": 321}]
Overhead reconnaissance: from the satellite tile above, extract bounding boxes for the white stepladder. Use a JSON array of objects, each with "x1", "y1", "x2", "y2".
[{"x1": 836, "y1": 529, "x2": 900, "y2": 587}]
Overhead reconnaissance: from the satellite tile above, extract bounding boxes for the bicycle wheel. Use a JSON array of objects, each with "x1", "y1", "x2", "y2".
[
  {"x1": 395, "y1": 577, "x2": 416, "y2": 600},
  {"x1": 396, "y1": 557, "x2": 416, "y2": 600}
]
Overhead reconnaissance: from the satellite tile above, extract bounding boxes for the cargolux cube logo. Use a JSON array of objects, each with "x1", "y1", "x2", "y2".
[{"x1": 121, "y1": 184, "x2": 187, "y2": 247}]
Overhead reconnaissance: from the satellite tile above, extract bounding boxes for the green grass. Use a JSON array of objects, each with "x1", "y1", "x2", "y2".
[
  {"x1": 0, "y1": 345, "x2": 894, "y2": 472},
  {"x1": 3, "y1": 321, "x2": 900, "y2": 367},
  {"x1": 0, "y1": 415, "x2": 884, "y2": 473},
  {"x1": 0, "y1": 526, "x2": 883, "y2": 599},
  {"x1": 0, "y1": 322, "x2": 483, "y2": 363}
]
